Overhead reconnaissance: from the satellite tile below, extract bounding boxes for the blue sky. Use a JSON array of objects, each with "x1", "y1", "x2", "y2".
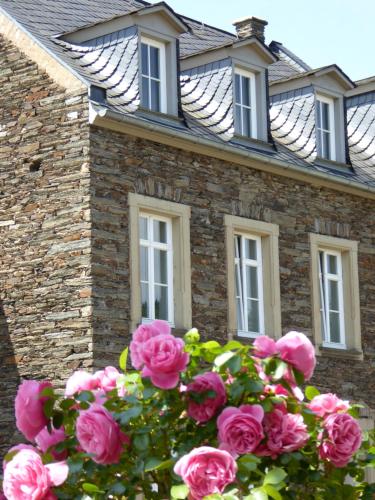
[{"x1": 159, "y1": 0, "x2": 374, "y2": 82}]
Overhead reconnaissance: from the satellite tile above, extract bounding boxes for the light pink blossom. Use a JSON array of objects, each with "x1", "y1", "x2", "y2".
[
  {"x1": 217, "y1": 405, "x2": 264, "y2": 457},
  {"x1": 15, "y1": 380, "x2": 52, "y2": 441},
  {"x1": 187, "y1": 372, "x2": 227, "y2": 423},
  {"x1": 308, "y1": 393, "x2": 349, "y2": 418},
  {"x1": 65, "y1": 370, "x2": 100, "y2": 397},
  {"x1": 174, "y1": 446, "x2": 237, "y2": 500},
  {"x1": 35, "y1": 426, "x2": 67, "y2": 460},
  {"x1": 76, "y1": 404, "x2": 129, "y2": 464},
  {"x1": 276, "y1": 331, "x2": 316, "y2": 381},
  {"x1": 95, "y1": 366, "x2": 121, "y2": 393},
  {"x1": 3, "y1": 448, "x2": 68, "y2": 500},
  {"x1": 319, "y1": 413, "x2": 362, "y2": 467},
  {"x1": 130, "y1": 320, "x2": 171, "y2": 369},
  {"x1": 253, "y1": 336, "x2": 278, "y2": 358},
  {"x1": 3, "y1": 444, "x2": 37, "y2": 472}
]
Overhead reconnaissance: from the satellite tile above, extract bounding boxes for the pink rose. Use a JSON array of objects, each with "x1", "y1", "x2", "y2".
[
  {"x1": 319, "y1": 413, "x2": 362, "y2": 467},
  {"x1": 217, "y1": 405, "x2": 264, "y2": 456},
  {"x1": 76, "y1": 404, "x2": 129, "y2": 464},
  {"x1": 141, "y1": 334, "x2": 189, "y2": 389},
  {"x1": 65, "y1": 370, "x2": 100, "y2": 397},
  {"x1": 95, "y1": 366, "x2": 121, "y2": 393},
  {"x1": 3, "y1": 449, "x2": 68, "y2": 500},
  {"x1": 35, "y1": 426, "x2": 67, "y2": 460},
  {"x1": 3, "y1": 444, "x2": 37, "y2": 472},
  {"x1": 276, "y1": 331, "x2": 316, "y2": 381},
  {"x1": 15, "y1": 380, "x2": 52, "y2": 441},
  {"x1": 308, "y1": 393, "x2": 349, "y2": 418},
  {"x1": 130, "y1": 320, "x2": 171, "y2": 369},
  {"x1": 174, "y1": 446, "x2": 237, "y2": 500},
  {"x1": 253, "y1": 336, "x2": 278, "y2": 358},
  {"x1": 187, "y1": 372, "x2": 227, "y2": 423},
  {"x1": 259, "y1": 406, "x2": 309, "y2": 457}
]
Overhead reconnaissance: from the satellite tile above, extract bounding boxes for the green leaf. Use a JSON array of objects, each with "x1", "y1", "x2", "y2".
[
  {"x1": 76, "y1": 391, "x2": 95, "y2": 403},
  {"x1": 134, "y1": 433, "x2": 149, "y2": 451},
  {"x1": 224, "y1": 340, "x2": 244, "y2": 350},
  {"x1": 263, "y1": 485, "x2": 282, "y2": 500},
  {"x1": 120, "y1": 405, "x2": 143, "y2": 424},
  {"x1": 214, "y1": 351, "x2": 236, "y2": 367},
  {"x1": 143, "y1": 386, "x2": 157, "y2": 399},
  {"x1": 305, "y1": 385, "x2": 320, "y2": 401},
  {"x1": 264, "y1": 468, "x2": 287, "y2": 485},
  {"x1": 145, "y1": 457, "x2": 174, "y2": 472},
  {"x1": 52, "y1": 411, "x2": 64, "y2": 429},
  {"x1": 292, "y1": 367, "x2": 304, "y2": 385},
  {"x1": 82, "y1": 483, "x2": 104, "y2": 494},
  {"x1": 68, "y1": 458, "x2": 84, "y2": 474},
  {"x1": 171, "y1": 484, "x2": 189, "y2": 499},
  {"x1": 244, "y1": 379, "x2": 265, "y2": 393},
  {"x1": 226, "y1": 354, "x2": 242, "y2": 374},
  {"x1": 238, "y1": 454, "x2": 261, "y2": 472},
  {"x1": 201, "y1": 341, "x2": 221, "y2": 350},
  {"x1": 273, "y1": 360, "x2": 288, "y2": 380},
  {"x1": 40, "y1": 386, "x2": 55, "y2": 398},
  {"x1": 249, "y1": 488, "x2": 268, "y2": 500},
  {"x1": 119, "y1": 347, "x2": 128, "y2": 371},
  {"x1": 4, "y1": 450, "x2": 18, "y2": 464},
  {"x1": 43, "y1": 398, "x2": 55, "y2": 418},
  {"x1": 60, "y1": 398, "x2": 76, "y2": 410},
  {"x1": 109, "y1": 482, "x2": 126, "y2": 495}
]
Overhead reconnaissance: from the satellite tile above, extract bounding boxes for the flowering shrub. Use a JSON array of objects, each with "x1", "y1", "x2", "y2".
[{"x1": 2, "y1": 322, "x2": 375, "y2": 499}]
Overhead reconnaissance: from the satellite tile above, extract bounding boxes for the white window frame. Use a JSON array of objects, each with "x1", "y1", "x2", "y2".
[
  {"x1": 234, "y1": 233, "x2": 265, "y2": 337},
  {"x1": 316, "y1": 95, "x2": 336, "y2": 161},
  {"x1": 139, "y1": 213, "x2": 174, "y2": 325},
  {"x1": 234, "y1": 67, "x2": 258, "y2": 139},
  {"x1": 140, "y1": 36, "x2": 167, "y2": 113},
  {"x1": 318, "y1": 249, "x2": 346, "y2": 349}
]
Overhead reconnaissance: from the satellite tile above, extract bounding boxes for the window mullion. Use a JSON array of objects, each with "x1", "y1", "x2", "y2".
[
  {"x1": 149, "y1": 217, "x2": 155, "y2": 320},
  {"x1": 241, "y1": 237, "x2": 248, "y2": 332},
  {"x1": 167, "y1": 219, "x2": 174, "y2": 325},
  {"x1": 323, "y1": 253, "x2": 331, "y2": 343},
  {"x1": 256, "y1": 237, "x2": 264, "y2": 334}
]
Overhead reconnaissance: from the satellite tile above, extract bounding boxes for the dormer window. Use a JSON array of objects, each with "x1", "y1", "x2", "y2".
[
  {"x1": 234, "y1": 68, "x2": 257, "y2": 139},
  {"x1": 316, "y1": 95, "x2": 335, "y2": 161},
  {"x1": 141, "y1": 38, "x2": 167, "y2": 113}
]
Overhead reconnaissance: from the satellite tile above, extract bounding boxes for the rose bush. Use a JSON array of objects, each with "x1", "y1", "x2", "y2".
[{"x1": 2, "y1": 320, "x2": 375, "y2": 499}]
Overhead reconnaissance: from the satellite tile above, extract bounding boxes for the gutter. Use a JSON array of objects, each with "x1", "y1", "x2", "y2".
[{"x1": 89, "y1": 103, "x2": 375, "y2": 199}]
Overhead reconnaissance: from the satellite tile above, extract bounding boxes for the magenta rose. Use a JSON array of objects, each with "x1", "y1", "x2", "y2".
[
  {"x1": 253, "y1": 335, "x2": 278, "y2": 358},
  {"x1": 3, "y1": 448, "x2": 68, "y2": 500},
  {"x1": 140, "y1": 334, "x2": 189, "y2": 389},
  {"x1": 35, "y1": 426, "x2": 67, "y2": 460},
  {"x1": 319, "y1": 413, "x2": 362, "y2": 467},
  {"x1": 76, "y1": 404, "x2": 129, "y2": 464},
  {"x1": 259, "y1": 406, "x2": 309, "y2": 457},
  {"x1": 15, "y1": 380, "x2": 52, "y2": 441},
  {"x1": 187, "y1": 372, "x2": 227, "y2": 423},
  {"x1": 130, "y1": 320, "x2": 171, "y2": 369},
  {"x1": 308, "y1": 393, "x2": 349, "y2": 418},
  {"x1": 65, "y1": 370, "x2": 100, "y2": 397},
  {"x1": 174, "y1": 446, "x2": 237, "y2": 500},
  {"x1": 276, "y1": 331, "x2": 316, "y2": 381},
  {"x1": 217, "y1": 405, "x2": 264, "y2": 456}
]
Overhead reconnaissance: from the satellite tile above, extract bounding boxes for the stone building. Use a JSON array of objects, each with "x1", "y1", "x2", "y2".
[{"x1": 0, "y1": 0, "x2": 374, "y2": 454}]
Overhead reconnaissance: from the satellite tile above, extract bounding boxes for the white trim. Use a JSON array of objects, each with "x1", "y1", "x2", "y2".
[
  {"x1": 140, "y1": 36, "x2": 167, "y2": 113},
  {"x1": 234, "y1": 67, "x2": 257, "y2": 139},
  {"x1": 316, "y1": 94, "x2": 336, "y2": 161}
]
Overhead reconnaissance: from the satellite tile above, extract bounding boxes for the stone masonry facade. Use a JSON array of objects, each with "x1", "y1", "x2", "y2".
[{"x1": 0, "y1": 35, "x2": 374, "y2": 455}]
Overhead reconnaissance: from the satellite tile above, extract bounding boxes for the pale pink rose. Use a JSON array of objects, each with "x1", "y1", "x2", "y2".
[
  {"x1": 3, "y1": 448, "x2": 68, "y2": 500},
  {"x1": 76, "y1": 404, "x2": 129, "y2": 464},
  {"x1": 253, "y1": 336, "x2": 278, "y2": 358},
  {"x1": 217, "y1": 405, "x2": 264, "y2": 457},
  {"x1": 308, "y1": 393, "x2": 349, "y2": 418},
  {"x1": 65, "y1": 370, "x2": 100, "y2": 397},
  {"x1": 35, "y1": 426, "x2": 67, "y2": 460},
  {"x1": 259, "y1": 406, "x2": 309, "y2": 458},
  {"x1": 319, "y1": 413, "x2": 362, "y2": 467},
  {"x1": 95, "y1": 366, "x2": 121, "y2": 393},
  {"x1": 15, "y1": 380, "x2": 52, "y2": 441},
  {"x1": 141, "y1": 334, "x2": 189, "y2": 389},
  {"x1": 174, "y1": 446, "x2": 237, "y2": 500},
  {"x1": 3, "y1": 444, "x2": 37, "y2": 472},
  {"x1": 276, "y1": 331, "x2": 316, "y2": 381},
  {"x1": 187, "y1": 372, "x2": 227, "y2": 423},
  {"x1": 130, "y1": 320, "x2": 171, "y2": 369}
]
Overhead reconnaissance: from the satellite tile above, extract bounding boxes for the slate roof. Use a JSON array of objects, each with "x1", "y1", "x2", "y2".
[{"x1": 1, "y1": 0, "x2": 375, "y2": 188}]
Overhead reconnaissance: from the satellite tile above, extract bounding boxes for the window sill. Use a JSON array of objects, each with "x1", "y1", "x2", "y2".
[{"x1": 317, "y1": 345, "x2": 363, "y2": 361}]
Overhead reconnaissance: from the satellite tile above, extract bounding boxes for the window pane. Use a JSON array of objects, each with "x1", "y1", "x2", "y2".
[
  {"x1": 321, "y1": 310, "x2": 328, "y2": 341},
  {"x1": 150, "y1": 46, "x2": 160, "y2": 78},
  {"x1": 323, "y1": 131, "x2": 331, "y2": 160},
  {"x1": 328, "y1": 280, "x2": 339, "y2": 311},
  {"x1": 153, "y1": 220, "x2": 167, "y2": 243},
  {"x1": 235, "y1": 104, "x2": 242, "y2": 134},
  {"x1": 151, "y1": 79, "x2": 160, "y2": 112},
  {"x1": 322, "y1": 102, "x2": 330, "y2": 130},
  {"x1": 235, "y1": 74, "x2": 241, "y2": 104},
  {"x1": 329, "y1": 311, "x2": 341, "y2": 343},
  {"x1": 139, "y1": 217, "x2": 148, "y2": 240},
  {"x1": 140, "y1": 246, "x2": 148, "y2": 281},
  {"x1": 154, "y1": 249, "x2": 168, "y2": 284},
  {"x1": 234, "y1": 235, "x2": 241, "y2": 258},
  {"x1": 236, "y1": 298, "x2": 244, "y2": 331},
  {"x1": 317, "y1": 101, "x2": 322, "y2": 129},
  {"x1": 242, "y1": 108, "x2": 251, "y2": 137},
  {"x1": 246, "y1": 265, "x2": 258, "y2": 299},
  {"x1": 247, "y1": 299, "x2": 259, "y2": 333},
  {"x1": 155, "y1": 285, "x2": 168, "y2": 320},
  {"x1": 141, "y1": 282, "x2": 149, "y2": 318},
  {"x1": 327, "y1": 254, "x2": 337, "y2": 274},
  {"x1": 141, "y1": 43, "x2": 149, "y2": 76},
  {"x1": 241, "y1": 76, "x2": 250, "y2": 107},
  {"x1": 245, "y1": 238, "x2": 257, "y2": 260},
  {"x1": 142, "y1": 76, "x2": 150, "y2": 109}
]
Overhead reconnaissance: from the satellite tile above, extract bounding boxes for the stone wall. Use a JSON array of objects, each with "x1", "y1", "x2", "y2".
[
  {"x1": 90, "y1": 126, "x2": 375, "y2": 409},
  {"x1": 0, "y1": 35, "x2": 92, "y2": 455}
]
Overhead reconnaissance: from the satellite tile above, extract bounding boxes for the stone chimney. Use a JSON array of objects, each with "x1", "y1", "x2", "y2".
[{"x1": 232, "y1": 16, "x2": 268, "y2": 43}]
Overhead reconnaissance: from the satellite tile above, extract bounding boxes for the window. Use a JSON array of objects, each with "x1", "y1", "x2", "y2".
[
  {"x1": 234, "y1": 68, "x2": 257, "y2": 139},
  {"x1": 316, "y1": 96, "x2": 335, "y2": 161},
  {"x1": 310, "y1": 234, "x2": 362, "y2": 358},
  {"x1": 128, "y1": 193, "x2": 191, "y2": 331},
  {"x1": 139, "y1": 214, "x2": 173, "y2": 323},
  {"x1": 225, "y1": 215, "x2": 281, "y2": 339},
  {"x1": 140, "y1": 38, "x2": 167, "y2": 113},
  {"x1": 235, "y1": 234, "x2": 264, "y2": 336}
]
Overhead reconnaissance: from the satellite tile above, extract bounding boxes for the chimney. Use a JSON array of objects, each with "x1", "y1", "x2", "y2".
[{"x1": 232, "y1": 16, "x2": 268, "y2": 43}]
